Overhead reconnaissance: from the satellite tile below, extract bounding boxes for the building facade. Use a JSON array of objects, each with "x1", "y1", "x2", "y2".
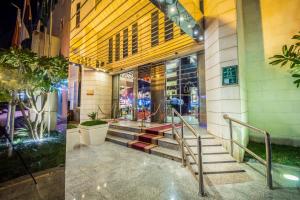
[{"x1": 68, "y1": 0, "x2": 300, "y2": 161}]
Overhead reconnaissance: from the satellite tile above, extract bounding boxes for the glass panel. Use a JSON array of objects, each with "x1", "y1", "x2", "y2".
[
  {"x1": 137, "y1": 66, "x2": 151, "y2": 122},
  {"x1": 180, "y1": 54, "x2": 199, "y2": 125},
  {"x1": 166, "y1": 59, "x2": 180, "y2": 123},
  {"x1": 165, "y1": 54, "x2": 199, "y2": 124},
  {"x1": 119, "y1": 72, "x2": 134, "y2": 120}
]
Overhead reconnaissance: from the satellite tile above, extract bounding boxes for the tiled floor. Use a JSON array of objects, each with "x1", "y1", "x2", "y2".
[
  {"x1": 65, "y1": 142, "x2": 300, "y2": 200},
  {"x1": 0, "y1": 167, "x2": 65, "y2": 200}
]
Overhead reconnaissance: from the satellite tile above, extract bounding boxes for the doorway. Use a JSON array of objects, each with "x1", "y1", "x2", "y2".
[{"x1": 166, "y1": 54, "x2": 199, "y2": 125}]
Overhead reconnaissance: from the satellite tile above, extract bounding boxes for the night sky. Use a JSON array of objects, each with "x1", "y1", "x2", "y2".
[{"x1": 0, "y1": 0, "x2": 39, "y2": 49}]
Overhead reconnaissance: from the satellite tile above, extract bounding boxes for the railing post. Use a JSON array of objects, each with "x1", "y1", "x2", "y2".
[
  {"x1": 171, "y1": 109, "x2": 175, "y2": 137},
  {"x1": 181, "y1": 118, "x2": 186, "y2": 167},
  {"x1": 265, "y1": 132, "x2": 273, "y2": 189},
  {"x1": 197, "y1": 136, "x2": 205, "y2": 196},
  {"x1": 229, "y1": 119, "x2": 233, "y2": 156}
]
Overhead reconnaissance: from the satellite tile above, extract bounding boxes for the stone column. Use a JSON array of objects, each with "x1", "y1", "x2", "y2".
[{"x1": 204, "y1": 0, "x2": 248, "y2": 161}]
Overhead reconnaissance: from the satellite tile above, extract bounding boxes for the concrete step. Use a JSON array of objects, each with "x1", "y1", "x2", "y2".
[
  {"x1": 203, "y1": 172, "x2": 251, "y2": 186},
  {"x1": 157, "y1": 137, "x2": 179, "y2": 150},
  {"x1": 187, "y1": 154, "x2": 236, "y2": 164},
  {"x1": 189, "y1": 160, "x2": 245, "y2": 175},
  {"x1": 109, "y1": 124, "x2": 142, "y2": 133},
  {"x1": 106, "y1": 135, "x2": 130, "y2": 147},
  {"x1": 185, "y1": 138, "x2": 222, "y2": 147},
  {"x1": 185, "y1": 146, "x2": 228, "y2": 155},
  {"x1": 162, "y1": 130, "x2": 175, "y2": 139},
  {"x1": 184, "y1": 134, "x2": 215, "y2": 140},
  {"x1": 150, "y1": 146, "x2": 181, "y2": 162},
  {"x1": 107, "y1": 128, "x2": 138, "y2": 140}
]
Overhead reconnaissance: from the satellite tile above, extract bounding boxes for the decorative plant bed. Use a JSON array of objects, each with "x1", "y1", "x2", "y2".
[
  {"x1": 66, "y1": 124, "x2": 80, "y2": 152},
  {"x1": 79, "y1": 120, "x2": 108, "y2": 145}
]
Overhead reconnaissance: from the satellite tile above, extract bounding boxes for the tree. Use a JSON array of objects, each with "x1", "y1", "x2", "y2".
[
  {"x1": 269, "y1": 31, "x2": 300, "y2": 87},
  {"x1": 0, "y1": 48, "x2": 68, "y2": 141}
]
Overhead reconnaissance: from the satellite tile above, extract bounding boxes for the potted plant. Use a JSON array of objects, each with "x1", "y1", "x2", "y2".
[
  {"x1": 66, "y1": 124, "x2": 80, "y2": 152},
  {"x1": 79, "y1": 113, "x2": 108, "y2": 145}
]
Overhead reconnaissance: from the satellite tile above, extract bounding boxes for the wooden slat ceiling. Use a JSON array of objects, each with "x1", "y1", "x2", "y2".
[{"x1": 69, "y1": 0, "x2": 203, "y2": 73}]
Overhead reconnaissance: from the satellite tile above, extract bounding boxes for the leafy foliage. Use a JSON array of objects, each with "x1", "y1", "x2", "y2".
[
  {"x1": 80, "y1": 120, "x2": 107, "y2": 126},
  {"x1": 88, "y1": 112, "x2": 97, "y2": 120},
  {"x1": 0, "y1": 48, "x2": 69, "y2": 140},
  {"x1": 67, "y1": 124, "x2": 78, "y2": 129},
  {"x1": 0, "y1": 48, "x2": 68, "y2": 93},
  {"x1": 269, "y1": 32, "x2": 300, "y2": 87}
]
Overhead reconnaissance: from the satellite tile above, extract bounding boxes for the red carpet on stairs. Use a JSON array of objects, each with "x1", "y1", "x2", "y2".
[
  {"x1": 144, "y1": 124, "x2": 174, "y2": 134},
  {"x1": 127, "y1": 124, "x2": 180, "y2": 153},
  {"x1": 138, "y1": 133, "x2": 162, "y2": 143},
  {"x1": 128, "y1": 140, "x2": 156, "y2": 153}
]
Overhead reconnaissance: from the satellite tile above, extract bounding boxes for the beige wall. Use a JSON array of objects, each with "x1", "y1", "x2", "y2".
[
  {"x1": 80, "y1": 69, "x2": 112, "y2": 122},
  {"x1": 204, "y1": 0, "x2": 248, "y2": 161},
  {"x1": 238, "y1": 0, "x2": 300, "y2": 146}
]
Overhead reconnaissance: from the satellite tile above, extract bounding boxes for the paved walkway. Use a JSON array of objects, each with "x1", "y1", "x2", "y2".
[{"x1": 65, "y1": 142, "x2": 300, "y2": 200}]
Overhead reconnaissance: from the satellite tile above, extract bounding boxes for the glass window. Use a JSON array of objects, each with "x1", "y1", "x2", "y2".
[
  {"x1": 115, "y1": 33, "x2": 120, "y2": 61},
  {"x1": 123, "y1": 28, "x2": 128, "y2": 58},
  {"x1": 76, "y1": 3, "x2": 81, "y2": 28},
  {"x1": 108, "y1": 38, "x2": 113, "y2": 63},
  {"x1": 151, "y1": 11, "x2": 159, "y2": 47},
  {"x1": 164, "y1": 16, "x2": 173, "y2": 41},
  {"x1": 132, "y1": 23, "x2": 138, "y2": 54}
]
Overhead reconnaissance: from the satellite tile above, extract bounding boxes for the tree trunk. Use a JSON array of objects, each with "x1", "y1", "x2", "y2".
[{"x1": 5, "y1": 101, "x2": 12, "y2": 144}]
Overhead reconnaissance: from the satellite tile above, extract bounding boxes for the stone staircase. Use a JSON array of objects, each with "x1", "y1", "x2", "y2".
[
  {"x1": 106, "y1": 124, "x2": 181, "y2": 162},
  {"x1": 106, "y1": 123, "x2": 250, "y2": 185}
]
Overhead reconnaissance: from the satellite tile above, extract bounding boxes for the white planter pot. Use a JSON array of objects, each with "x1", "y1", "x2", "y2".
[
  {"x1": 66, "y1": 128, "x2": 80, "y2": 152},
  {"x1": 79, "y1": 124, "x2": 109, "y2": 145}
]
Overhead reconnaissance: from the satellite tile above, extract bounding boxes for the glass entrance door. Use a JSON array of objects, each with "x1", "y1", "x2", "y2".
[
  {"x1": 137, "y1": 65, "x2": 151, "y2": 122},
  {"x1": 166, "y1": 54, "x2": 199, "y2": 124}
]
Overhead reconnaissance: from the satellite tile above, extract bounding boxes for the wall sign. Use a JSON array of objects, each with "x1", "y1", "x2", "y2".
[
  {"x1": 222, "y1": 65, "x2": 238, "y2": 86},
  {"x1": 86, "y1": 89, "x2": 94, "y2": 95}
]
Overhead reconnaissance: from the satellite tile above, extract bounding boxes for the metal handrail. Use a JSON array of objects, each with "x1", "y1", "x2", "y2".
[
  {"x1": 223, "y1": 114, "x2": 272, "y2": 189},
  {"x1": 171, "y1": 108, "x2": 205, "y2": 196}
]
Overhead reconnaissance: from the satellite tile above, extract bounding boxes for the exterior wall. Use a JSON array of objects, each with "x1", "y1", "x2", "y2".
[
  {"x1": 69, "y1": 0, "x2": 202, "y2": 72},
  {"x1": 52, "y1": 0, "x2": 71, "y2": 57},
  {"x1": 204, "y1": 0, "x2": 248, "y2": 161},
  {"x1": 80, "y1": 69, "x2": 112, "y2": 122},
  {"x1": 238, "y1": 0, "x2": 300, "y2": 146}
]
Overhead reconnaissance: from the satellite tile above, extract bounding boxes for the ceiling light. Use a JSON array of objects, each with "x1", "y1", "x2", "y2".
[
  {"x1": 170, "y1": 6, "x2": 176, "y2": 13},
  {"x1": 179, "y1": 16, "x2": 184, "y2": 21},
  {"x1": 188, "y1": 24, "x2": 192, "y2": 28}
]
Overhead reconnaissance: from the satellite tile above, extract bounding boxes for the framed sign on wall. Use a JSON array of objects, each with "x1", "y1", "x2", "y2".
[{"x1": 222, "y1": 65, "x2": 238, "y2": 86}]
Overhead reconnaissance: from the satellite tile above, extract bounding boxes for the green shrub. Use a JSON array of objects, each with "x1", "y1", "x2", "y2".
[
  {"x1": 67, "y1": 124, "x2": 78, "y2": 129},
  {"x1": 80, "y1": 120, "x2": 107, "y2": 126},
  {"x1": 88, "y1": 112, "x2": 97, "y2": 120}
]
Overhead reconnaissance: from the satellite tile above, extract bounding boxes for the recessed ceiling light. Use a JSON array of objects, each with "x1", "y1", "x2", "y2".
[
  {"x1": 170, "y1": 7, "x2": 176, "y2": 13},
  {"x1": 283, "y1": 174, "x2": 299, "y2": 181}
]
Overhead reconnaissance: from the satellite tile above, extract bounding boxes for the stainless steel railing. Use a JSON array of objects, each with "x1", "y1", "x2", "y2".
[
  {"x1": 223, "y1": 114, "x2": 273, "y2": 189},
  {"x1": 171, "y1": 108, "x2": 205, "y2": 196}
]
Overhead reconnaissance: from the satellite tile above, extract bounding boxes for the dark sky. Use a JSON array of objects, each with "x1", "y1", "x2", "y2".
[{"x1": 0, "y1": 0, "x2": 39, "y2": 49}]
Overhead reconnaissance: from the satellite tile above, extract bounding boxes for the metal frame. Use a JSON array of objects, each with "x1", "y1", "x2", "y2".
[
  {"x1": 171, "y1": 108, "x2": 205, "y2": 196},
  {"x1": 223, "y1": 114, "x2": 273, "y2": 189}
]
